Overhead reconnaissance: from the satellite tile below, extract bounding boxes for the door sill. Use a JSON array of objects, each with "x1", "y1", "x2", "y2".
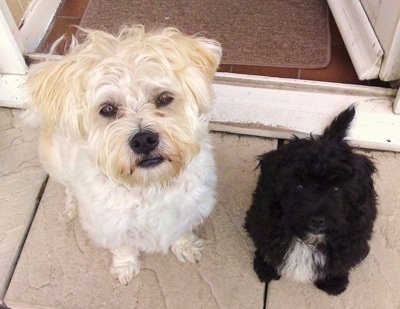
[
  {"x1": 1, "y1": 71, "x2": 398, "y2": 152},
  {"x1": 211, "y1": 73, "x2": 399, "y2": 152}
]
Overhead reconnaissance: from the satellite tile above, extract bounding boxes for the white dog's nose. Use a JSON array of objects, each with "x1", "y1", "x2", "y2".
[{"x1": 129, "y1": 131, "x2": 159, "y2": 155}]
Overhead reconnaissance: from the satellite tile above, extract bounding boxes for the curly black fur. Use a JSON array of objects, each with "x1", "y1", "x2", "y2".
[{"x1": 244, "y1": 105, "x2": 377, "y2": 295}]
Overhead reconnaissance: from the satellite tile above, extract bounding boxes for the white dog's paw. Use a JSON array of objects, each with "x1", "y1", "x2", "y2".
[
  {"x1": 172, "y1": 233, "x2": 205, "y2": 263},
  {"x1": 110, "y1": 247, "x2": 141, "y2": 285},
  {"x1": 110, "y1": 262, "x2": 141, "y2": 285}
]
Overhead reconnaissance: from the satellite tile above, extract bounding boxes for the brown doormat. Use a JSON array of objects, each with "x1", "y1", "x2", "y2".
[{"x1": 79, "y1": 0, "x2": 331, "y2": 68}]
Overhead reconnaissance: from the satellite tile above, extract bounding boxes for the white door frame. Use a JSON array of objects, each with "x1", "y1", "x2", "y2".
[
  {"x1": 0, "y1": 1, "x2": 27, "y2": 108},
  {"x1": 0, "y1": 0, "x2": 61, "y2": 108},
  {"x1": 361, "y1": 0, "x2": 400, "y2": 81},
  {"x1": 327, "y1": 0, "x2": 384, "y2": 80},
  {"x1": 0, "y1": 1, "x2": 27, "y2": 75},
  {"x1": 328, "y1": 0, "x2": 400, "y2": 82},
  {"x1": 19, "y1": 0, "x2": 63, "y2": 53}
]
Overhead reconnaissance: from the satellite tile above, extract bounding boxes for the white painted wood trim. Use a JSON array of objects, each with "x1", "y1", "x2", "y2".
[
  {"x1": 0, "y1": 3, "x2": 27, "y2": 75},
  {"x1": 327, "y1": 0, "x2": 384, "y2": 80},
  {"x1": 0, "y1": 53, "x2": 62, "y2": 108},
  {"x1": 379, "y1": 19, "x2": 400, "y2": 81},
  {"x1": 393, "y1": 87, "x2": 400, "y2": 114},
  {"x1": 211, "y1": 73, "x2": 399, "y2": 152},
  {"x1": 19, "y1": 0, "x2": 62, "y2": 53},
  {"x1": 0, "y1": 0, "x2": 25, "y2": 52},
  {"x1": 360, "y1": 0, "x2": 400, "y2": 81},
  {"x1": 0, "y1": 74, "x2": 26, "y2": 108}
]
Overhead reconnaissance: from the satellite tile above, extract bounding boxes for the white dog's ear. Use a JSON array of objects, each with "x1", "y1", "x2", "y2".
[
  {"x1": 196, "y1": 37, "x2": 222, "y2": 79},
  {"x1": 25, "y1": 59, "x2": 86, "y2": 137},
  {"x1": 173, "y1": 31, "x2": 222, "y2": 114}
]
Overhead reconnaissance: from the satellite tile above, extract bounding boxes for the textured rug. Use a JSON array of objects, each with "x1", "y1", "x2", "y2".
[{"x1": 79, "y1": 0, "x2": 330, "y2": 68}]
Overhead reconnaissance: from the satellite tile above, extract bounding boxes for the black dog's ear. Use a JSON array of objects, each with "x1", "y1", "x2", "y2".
[
  {"x1": 256, "y1": 150, "x2": 284, "y2": 189},
  {"x1": 352, "y1": 154, "x2": 377, "y2": 205},
  {"x1": 257, "y1": 149, "x2": 285, "y2": 197},
  {"x1": 249, "y1": 150, "x2": 284, "y2": 215},
  {"x1": 322, "y1": 105, "x2": 355, "y2": 142}
]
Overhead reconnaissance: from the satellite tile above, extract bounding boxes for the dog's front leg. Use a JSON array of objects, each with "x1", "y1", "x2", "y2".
[
  {"x1": 62, "y1": 188, "x2": 78, "y2": 221},
  {"x1": 110, "y1": 246, "x2": 141, "y2": 285},
  {"x1": 171, "y1": 232, "x2": 205, "y2": 263},
  {"x1": 253, "y1": 250, "x2": 281, "y2": 283}
]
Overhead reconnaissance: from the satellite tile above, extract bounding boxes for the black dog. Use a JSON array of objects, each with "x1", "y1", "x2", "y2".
[{"x1": 245, "y1": 105, "x2": 377, "y2": 295}]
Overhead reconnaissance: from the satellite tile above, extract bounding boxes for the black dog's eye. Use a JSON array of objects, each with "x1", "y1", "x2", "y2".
[
  {"x1": 332, "y1": 186, "x2": 341, "y2": 193},
  {"x1": 156, "y1": 92, "x2": 174, "y2": 107},
  {"x1": 100, "y1": 103, "x2": 117, "y2": 118},
  {"x1": 296, "y1": 184, "x2": 304, "y2": 190}
]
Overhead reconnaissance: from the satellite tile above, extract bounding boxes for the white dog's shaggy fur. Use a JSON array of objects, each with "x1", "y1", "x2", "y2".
[{"x1": 23, "y1": 25, "x2": 222, "y2": 284}]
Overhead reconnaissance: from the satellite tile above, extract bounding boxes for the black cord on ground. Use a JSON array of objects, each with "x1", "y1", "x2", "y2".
[{"x1": 263, "y1": 282, "x2": 268, "y2": 309}]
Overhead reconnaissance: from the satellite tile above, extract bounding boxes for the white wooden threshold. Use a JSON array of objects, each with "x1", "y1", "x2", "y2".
[
  {"x1": 1, "y1": 68, "x2": 399, "y2": 152},
  {"x1": 210, "y1": 73, "x2": 399, "y2": 152}
]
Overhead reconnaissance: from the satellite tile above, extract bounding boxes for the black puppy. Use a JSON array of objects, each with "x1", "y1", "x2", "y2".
[{"x1": 245, "y1": 105, "x2": 377, "y2": 295}]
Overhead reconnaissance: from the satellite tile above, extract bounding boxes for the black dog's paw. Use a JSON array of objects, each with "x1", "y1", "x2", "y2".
[
  {"x1": 253, "y1": 253, "x2": 281, "y2": 283},
  {"x1": 314, "y1": 275, "x2": 349, "y2": 295}
]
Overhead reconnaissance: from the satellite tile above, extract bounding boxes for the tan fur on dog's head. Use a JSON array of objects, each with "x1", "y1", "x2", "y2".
[{"x1": 25, "y1": 25, "x2": 222, "y2": 186}]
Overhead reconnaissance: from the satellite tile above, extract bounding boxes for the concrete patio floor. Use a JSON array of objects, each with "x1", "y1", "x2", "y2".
[{"x1": 1, "y1": 107, "x2": 400, "y2": 308}]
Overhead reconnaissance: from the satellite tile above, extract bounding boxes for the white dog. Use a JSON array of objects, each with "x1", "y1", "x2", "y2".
[{"x1": 23, "y1": 25, "x2": 222, "y2": 284}]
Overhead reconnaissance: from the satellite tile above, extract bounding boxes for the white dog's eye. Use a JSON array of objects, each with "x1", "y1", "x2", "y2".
[
  {"x1": 156, "y1": 92, "x2": 174, "y2": 107},
  {"x1": 100, "y1": 103, "x2": 117, "y2": 118}
]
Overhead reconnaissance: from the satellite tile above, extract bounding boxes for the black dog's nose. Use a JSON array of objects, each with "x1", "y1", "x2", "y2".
[
  {"x1": 129, "y1": 131, "x2": 159, "y2": 155},
  {"x1": 308, "y1": 214, "x2": 326, "y2": 232}
]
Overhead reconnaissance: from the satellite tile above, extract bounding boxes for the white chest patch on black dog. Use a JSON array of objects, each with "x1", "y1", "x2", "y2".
[{"x1": 278, "y1": 236, "x2": 326, "y2": 282}]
